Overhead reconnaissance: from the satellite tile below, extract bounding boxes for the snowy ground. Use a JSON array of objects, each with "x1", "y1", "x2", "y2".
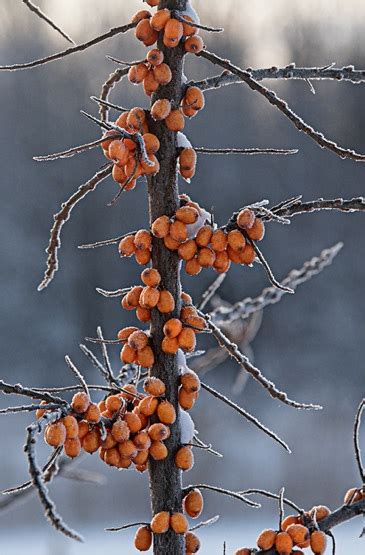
[{"x1": 0, "y1": 520, "x2": 363, "y2": 554}]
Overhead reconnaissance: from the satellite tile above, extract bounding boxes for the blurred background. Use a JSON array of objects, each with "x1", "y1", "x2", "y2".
[{"x1": 1, "y1": 0, "x2": 365, "y2": 552}]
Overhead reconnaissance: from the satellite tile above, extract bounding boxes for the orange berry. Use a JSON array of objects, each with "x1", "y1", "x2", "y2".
[
  {"x1": 165, "y1": 109, "x2": 185, "y2": 131},
  {"x1": 153, "y1": 63, "x2": 172, "y2": 85},
  {"x1": 36, "y1": 400, "x2": 48, "y2": 419},
  {"x1": 143, "y1": 133, "x2": 160, "y2": 154},
  {"x1": 196, "y1": 225, "x2": 213, "y2": 247},
  {"x1": 128, "y1": 63, "x2": 149, "y2": 84},
  {"x1": 78, "y1": 420, "x2": 89, "y2": 439},
  {"x1": 141, "y1": 268, "x2": 161, "y2": 287},
  {"x1": 84, "y1": 403, "x2": 101, "y2": 423},
  {"x1": 227, "y1": 229, "x2": 246, "y2": 251},
  {"x1": 175, "y1": 205, "x2": 199, "y2": 224},
  {"x1": 213, "y1": 250, "x2": 231, "y2": 273},
  {"x1": 141, "y1": 153, "x2": 160, "y2": 176},
  {"x1": 178, "y1": 327, "x2": 196, "y2": 352},
  {"x1": 118, "y1": 326, "x2": 139, "y2": 343},
  {"x1": 281, "y1": 515, "x2": 300, "y2": 531},
  {"x1": 152, "y1": 215, "x2": 170, "y2": 238},
  {"x1": 104, "y1": 447, "x2": 121, "y2": 467},
  {"x1": 180, "y1": 305, "x2": 198, "y2": 322},
  {"x1": 183, "y1": 314, "x2": 205, "y2": 332},
  {"x1": 146, "y1": 0, "x2": 159, "y2": 6},
  {"x1": 115, "y1": 111, "x2": 129, "y2": 128},
  {"x1": 162, "y1": 336, "x2": 179, "y2": 354},
  {"x1": 164, "y1": 234, "x2": 180, "y2": 251},
  {"x1": 197, "y1": 247, "x2": 216, "y2": 267},
  {"x1": 45, "y1": 421, "x2": 66, "y2": 447},
  {"x1": 82, "y1": 430, "x2": 100, "y2": 453},
  {"x1": 313, "y1": 505, "x2": 331, "y2": 521},
  {"x1": 178, "y1": 239, "x2": 198, "y2": 261},
  {"x1": 157, "y1": 290, "x2": 175, "y2": 313},
  {"x1": 128, "y1": 330, "x2": 149, "y2": 352},
  {"x1": 185, "y1": 257, "x2": 202, "y2": 276},
  {"x1": 181, "y1": 370, "x2": 201, "y2": 392},
  {"x1": 135, "y1": 248, "x2": 152, "y2": 266},
  {"x1": 164, "y1": 18, "x2": 183, "y2": 46},
  {"x1": 120, "y1": 344, "x2": 137, "y2": 364},
  {"x1": 101, "y1": 430, "x2": 117, "y2": 450},
  {"x1": 136, "y1": 305, "x2": 152, "y2": 322},
  {"x1": 181, "y1": 15, "x2": 197, "y2": 37},
  {"x1": 247, "y1": 218, "x2": 265, "y2": 241},
  {"x1": 127, "y1": 107, "x2": 146, "y2": 132},
  {"x1": 109, "y1": 139, "x2": 128, "y2": 165},
  {"x1": 237, "y1": 208, "x2": 256, "y2": 229},
  {"x1": 134, "y1": 431, "x2": 152, "y2": 451},
  {"x1": 151, "y1": 8, "x2": 171, "y2": 31},
  {"x1": 124, "y1": 286, "x2": 143, "y2": 308},
  {"x1": 121, "y1": 295, "x2": 134, "y2": 311},
  {"x1": 124, "y1": 412, "x2": 142, "y2": 434},
  {"x1": 140, "y1": 286, "x2": 160, "y2": 309},
  {"x1": 170, "y1": 220, "x2": 188, "y2": 243},
  {"x1": 143, "y1": 70, "x2": 160, "y2": 95},
  {"x1": 118, "y1": 456, "x2": 132, "y2": 469},
  {"x1": 71, "y1": 392, "x2": 90, "y2": 414},
  {"x1": 179, "y1": 149, "x2": 197, "y2": 178},
  {"x1": 179, "y1": 387, "x2": 197, "y2": 410},
  {"x1": 149, "y1": 440, "x2": 168, "y2": 460},
  {"x1": 287, "y1": 524, "x2": 309, "y2": 546},
  {"x1": 143, "y1": 28, "x2": 159, "y2": 47},
  {"x1": 135, "y1": 19, "x2": 156, "y2": 43},
  {"x1": 148, "y1": 423, "x2": 170, "y2": 441},
  {"x1": 119, "y1": 235, "x2": 136, "y2": 257},
  {"x1": 101, "y1": 129, "x2": 117, "y2": 150},
  {"x1": 139, "y1": 396, "x2": 159, "y2": 417},
  {"x1": 118, "y1": 439, "x2": 138, "y2": 459},
  {"x1": 175, "y1": 446, "x2": 194, "y2": 470},
  {"x1": 62, "y1": 415, "x2": 79, "y2": 438},
  {"x1": 275, "y1": 531, "x2": 293, "y2": 555},
  {"x1": 170, "y1": 513, "x2": 188, "y2": 534},
  {"x1": 185, "y1": 531, "x2": 200, "y2": 552},
  {"x1": 184, "y1": 87, "x2": 205, "y2": 111},
  {"x1": 133, "y1": 449, "x2": 149, "y2": 465},
  {"x1": 157, "y1": 400, "x2": 176, "y2": 424},
  {"x1": 184, "y1": 35, "x2": 204, "y2": 53},
  {"x1": 211, "y1": 229, "x2": 228, "y2": 252},
  {"x1": 135, "y1": 229, "x2": 152, "y2": 251},
  {"x1": 163, "y1": 318, "x2": 183, "y2": 338},
  {"x1": 144, "y1": 377, "x2": 166, "y2": 397},
  {"x1": 150, "y1": 511, "x2": 170, "y2": 534},
  {"x1": 111, "y1": 419, "x2": 130, "y2": 443},
  {"x1": 137, "y1": 345, "x2": 155, "y2": 368},
  {"x1": 183, "y1": 488, "x2": 203, "y2": 518},
  {"x1": 310, "y1": 531, "x2": 327, "y2": 554},
  {"x1": 240, "y1": 244, "x2": 256, "y2": 265},
  {"x1": 131, "y1": 10, "x2": 151, "y2": 24},
  {"x1": 105, "y1": 395, "x2": 123, "y2": 413},
  {"x1": 257, "y1": 530, "x2": 277, "y2": 550},
  {"x1": 234, "y1": 550, "x2": 251, "y2": 555},
  {"x1": 64, "y1": 437, "x2": 81, "y2": 458},
  {"x1": 112, "y1": 164, "x2": 127, "y2": 185},
  {"x1": 147, "y1": 48, "x2": 164, "y2": 66},
  {"x1": 134, "y1": 525, "x2": 152, "y2": 551}
]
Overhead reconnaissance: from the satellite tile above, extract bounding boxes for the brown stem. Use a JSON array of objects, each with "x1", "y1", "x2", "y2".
[{"x1": 146, "y1": 2, "x2": 187, "y2": 554}]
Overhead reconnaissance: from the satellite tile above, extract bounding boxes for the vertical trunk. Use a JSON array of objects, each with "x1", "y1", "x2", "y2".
[{"x1": 147, "y1": 1, "x2": 187, "y2": 554}]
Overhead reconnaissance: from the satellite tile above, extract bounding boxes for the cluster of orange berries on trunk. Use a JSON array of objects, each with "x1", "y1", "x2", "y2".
[
  {"x1": 235, "y1": 506, "x2": 330, "y2": 555},
  {"x1": 162, "y1": 303, "x2": 205, "y2": 357},
  {"x1": 41, "y1": 379, "x2": 180, "y2": 472},
  {"x1": 151, "y1": 198, "x2": 265, "y2": 275},
  {"x1": 132, "y1": 5, "x2": 204, "y2": 54},
  {"x1": 134, "y1": 487, "x2": 204, "y2": 551}
]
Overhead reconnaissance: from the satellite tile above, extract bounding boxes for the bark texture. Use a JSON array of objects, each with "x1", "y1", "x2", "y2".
[{"x1": 147, "y1": 1, "x2": 187, "y2": 554}]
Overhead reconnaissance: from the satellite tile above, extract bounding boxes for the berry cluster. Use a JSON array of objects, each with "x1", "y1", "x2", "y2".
[
  {"x1": 162, "y1": 304, "x2": 206, "y2": 355},
  {"x1": 235, "y1": 506, "x2": 330, "y2": 555},
  {"x1": 151, "y1": 200, "x2": 265, "y2": 276},
  {"x1": 132, "y1": 6, "x2": 204, "y2": 54},
  {"x1": 134, "y1": 487, "x2": 203, "y2": 552}
]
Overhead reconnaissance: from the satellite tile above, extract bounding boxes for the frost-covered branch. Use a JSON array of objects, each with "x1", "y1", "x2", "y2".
[{"x1": 22, "y1": 0, "x2": 74, "y2": 44}]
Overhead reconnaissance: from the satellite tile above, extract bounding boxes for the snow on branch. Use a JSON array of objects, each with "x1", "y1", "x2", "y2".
[{"x1": 22, "y1": 0, "x2": 74, "y2": 44}]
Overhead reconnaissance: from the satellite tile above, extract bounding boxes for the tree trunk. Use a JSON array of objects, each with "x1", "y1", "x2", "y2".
[{"x1": 147, "y1": 1, "x2": 187, "y2": 554}]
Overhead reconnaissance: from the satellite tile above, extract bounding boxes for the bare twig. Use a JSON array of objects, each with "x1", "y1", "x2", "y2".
[
  {"x1": 105, "y1": 521, "x2": 150, "y2": 532},
  {"x1": 64, "y1": 356, "x2": 89, "y2": 397},
  {"x1": 3, "y1": 447, "x2": 62, "y2": 495},
  {"x1": 203, "y1": 315, "x2": 322, "y2": 411},
  {"x1": 198, "y1": 50, "x2": 365, "y2": 162},
  {"x1": 105, "y1": 55, "x2": 146, "y2": 66},
  {"x1": 97, "y1": 327, "x2": 116, "y2": 386},
  {"x1": 278, "y1": 487, "x2": 285, "y2": 529},
  {"x1": 34, "y1": 134, "x2": 120, "y2": 162},
  {"x1": 37, "y1": 165, "x2": 112, "y2": 291},
  {"x1": 0, "y1": 22, "x2": 137, "y2": 71},
  {"x1": 91, "y1": 96, "x2": 129, "y2": 116},
  {"x1": 0, "y1": 403, "x2": 60, "y2": 414},
  {"x1": 248, "y1": 238, "x2": 294, "y2": 294},
  {"x1": 201, "y1": 381, "x2": 290, "y2": 452},
  {"x1": 78, "y1": 344, "x2": 109, "y2": 381},
  {"x1": 190, "y1": 515, "x2": 220, "y2": 532},
  {"x1": 269, "y1": 196, "x2": 365, "y2": 220},
  {"x1": 239, "y1": 488, "x2": 303, "y2": 514},
  {"x1": 354, "y1": 399, "x2": 365, "y2": 483},
  {"x1": 24, "y1": 411, "x2": 83, "y2": 541},
  {"x1": 96, "y1": 287, "x2": 131, "y2": 298},
  {"x1": 98, "y1": 67, "x2": 130, "y2": 122},
  {"x1": 22, "y1": 0, "x2": 74, "y2": 44},
  {"x1": 192, "y1": 65, "x2": 365, "y2": 92},
  {"x1": 195, "y1": 147, "x2": 298, "y2": 156},
  {"x1": 198, "y1": 273, "x2": 227, "y2": 311},
  {"x1": 172, "y1": 12, "x2": 223, "y2": 32},
  {"x1": 210, "y1": 243, "x2": 343, "y2": 324},
  {"x1": 183, "y1": 484, "x2": 260, "y2": 508},
  {"x1": 0, "y1": 380, "x2": 67, "y2": 405},
  {"x1": 78, "y1": 230, "x2": 137, "y2": 250}
]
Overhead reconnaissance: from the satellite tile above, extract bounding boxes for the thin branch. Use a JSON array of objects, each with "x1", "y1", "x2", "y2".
[
  {"x1": 183, "y1": 484, "x2": 260, "y2": 508},
  {"x1": 210, "y1": 243, "x2": 343, "y2": 324},
  {"x1": 24, "y1": 411, "x2": 83, "y2": 542},
  {"x1": 37, "y1": 165, "x2": 112, "y2": 291},
  {"x1": 248, "y1": 239, "x2": 294, "y2": 294},
  {"x1": 195, "y1": 147, "x2": 298, "y2": 156},
  {"x1": 0, "y1": 380, "x2": 67, "y2": 405},
  {"x1": 78, "y1": 231, "x2": 137, "y2": 250},
  {"x1": 192, "y1": 435, "x2": 223, "y2": 458},
  {"x1": 3, "y1": 447, "x2": 62, "y2": 495},
  {"x1": 64, "y1": 356, "x2": 89, "y2": 397},
  {"x1": 96, "y1": 287, "x2": 131, "y2": 298},
  {"x1": 0, "y1": 403, "x2": 61, "y2": 414},
  {"x1": 203, "y1": 314, "x2": 322, "y2": 411},
  {"x1": 172, "y1": 13, "x2": 223, "y2": 32},
  {"x1": 190, "y1": 515, "x2": 220, "y2": 532},
  {"x1": 0, "y1": 22, "x2": 137, "y2": 71},
  {"x1": 105, "y1": 55, "x2": 146, "y2": 66},
  {"x1": 198, "y1": 273, "x2": 227, "y2": 311},
  {"x1": 98, "y1": 67, "x2": 130, "y2": 122},
  {"x1": 22, "y1": 0, "x2": 74, "y2": 44},
  {"x1": 278, "y1": 487, "x2": 285, "y2": 529},
  {"x1": 269, "y1": 196, "x2": 365, "y2": 220},
  {"x1": 191, "y1": 65, "x2": 365, "y2": 92},
  {"x1": 105, "y1": 521, "x2": 150, "y2": 532},
  {"x1": 198, "y1": 50, "x2": 365, "y2": 162},
  {"x1": 90, "y1": 96, "x2": 129, "y2": 115},
  {"x1": 239, "y1": 488, "x2": 303, "y2": 514},
  {"x1": 78, "y1": 344, "x2": 109, "y2": 382},
  {"x1": 354, "y1": 399, "x2": 365, "y2": 483},
  {"x1": 33, "y1": 384, "x2": 114, "y2": 393},
  {"x1": 201, "y1": 381, "x2": 290, "y2": 453},
  {"x1": 97, "y1": 327, "x2": 116, "y2": 386},
  {"x1": 33, "y1": 134, "x2": 120, "y2": 162}
]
